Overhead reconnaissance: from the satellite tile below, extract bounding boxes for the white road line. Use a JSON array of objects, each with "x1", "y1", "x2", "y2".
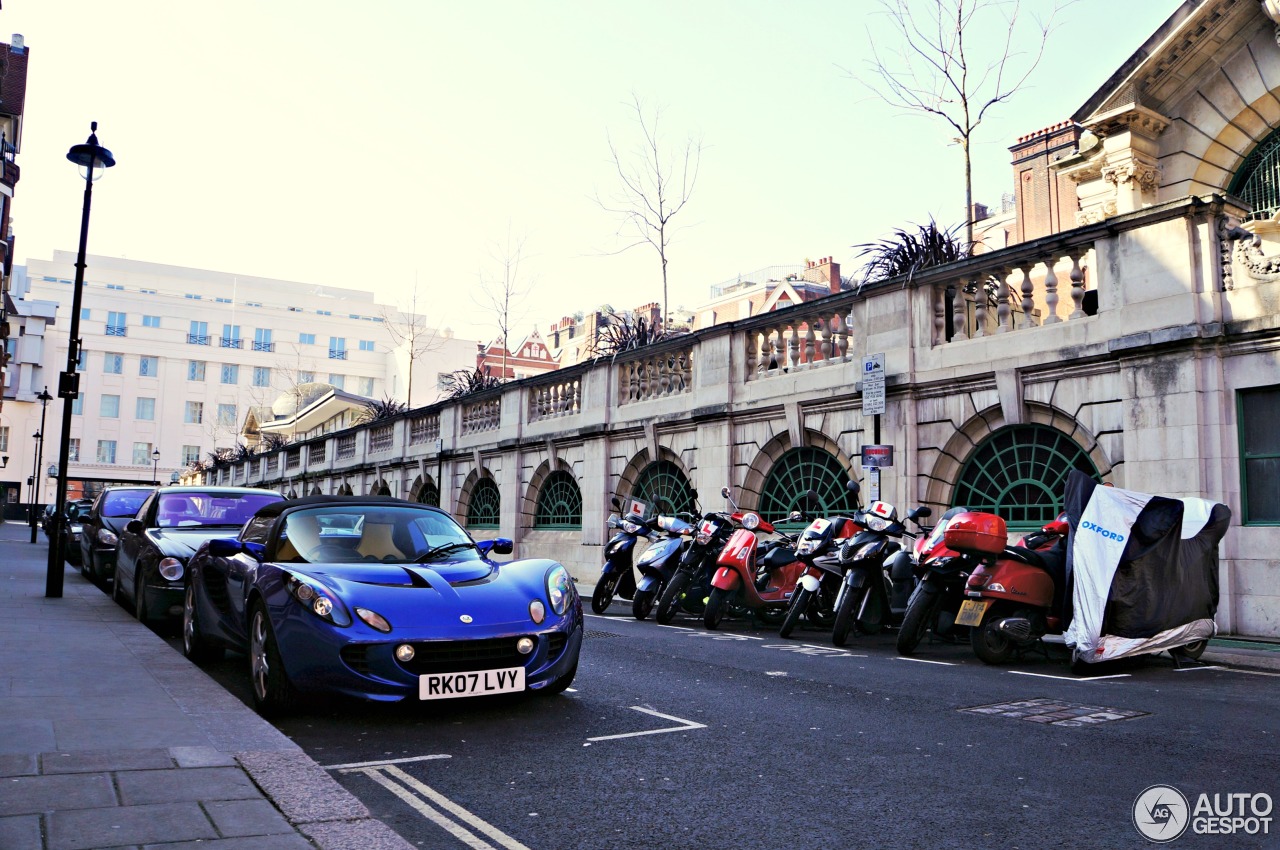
[
  {"x1": 585, "y1": 705, "x2": 708, "y2": 743},
  {"x1": 321, "y1": 754, "x2": 452, "y2": 770},
  {"x1": 1223, "y1": 668, "x2": 1280, "y2": 677},
  {"x1": 381, "y1": 764, "x2": 534, "y2": 850},
  {"x1": 659, "y1": 624, "x2": 695, "y2": 631},
  {"x1": 1006, "y1": 670, "x2": 1131, "y2": 681},
  {"x1": 1173, "y1": 665, "x2": 1225, "y2": 672},
  {"x1": 354, "y1": 767, "x2": 502, "y2": 850},
  {"x1": 894, "y1": 657, "x2": 956, "y2": 666}
]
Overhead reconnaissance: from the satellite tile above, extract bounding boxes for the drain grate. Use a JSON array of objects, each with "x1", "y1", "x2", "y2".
[
  {"x1": 960, "y1": 698, "x2": 1148, "y2": 727},
  {"x1": 585, "y1": 628, "x2": 625, "y2": 639}
]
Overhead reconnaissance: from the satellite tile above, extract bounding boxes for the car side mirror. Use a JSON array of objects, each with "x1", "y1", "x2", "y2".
[
  {"x1": 243, "y1": 542, "x2": 267, "y2": 561},
  {"x1": 476, "y1": 538, "x2": 513, "y2": 557},
  {"x1": 125, "y1": 519, "x2": 144, "y2": 535},
  {"x1": 207, "y1": 538, "x2": 243, "y2": 558}
]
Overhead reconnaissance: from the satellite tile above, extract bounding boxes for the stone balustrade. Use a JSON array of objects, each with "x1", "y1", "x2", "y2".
[
  {"x1": 462, "y1": 396, "x2": 501, "y2": 434},
  {"x1": 335, "y1": 434, "x2": 356, "y2": 460},
  {"x1": 368, "y1": 424, "x2": 394, "y2": 453},
  {"x1": 744, "y1": 305, "x2": 855, "y2": 380},
  {"x1": 617, "y1": 343, "x2": 694, "y2": 404},
  {"x1": 409, "y1": 413, "x2": 440, "y2": 445},
  {"x1": 529, "y1": 375, "x2": 581, "y2": 421}
]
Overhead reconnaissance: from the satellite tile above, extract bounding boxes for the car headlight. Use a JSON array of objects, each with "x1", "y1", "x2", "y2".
[
  {"x1": 98, "y1": 528, "x2": 118, "y2": 546},
  {"x1": 546, "y1": 564, "x2": 573, "y2": 616},
  {"x1": 864, "y1": 515, "x2": 891, "y2": 533},
  {"x1": 355, "y1": 607, "x2": 392, "y2": 633},
  {"x1": 158, "y1": 557, "x2": 184, "y2": 581},
  {"x1": 741, "y1": 513, "x2": 761, "y2": 530},
  {"x1": 284, "y1": 572, "x2": 352, "y2": 627}
]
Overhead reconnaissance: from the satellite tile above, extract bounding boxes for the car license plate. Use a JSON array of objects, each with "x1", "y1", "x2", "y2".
[
  {"x1": 419, "y1": 667, "x2": 525, "y2": 700},
  {"x1": 955, "y1": 599, "x2": 990, "y2": 627}
]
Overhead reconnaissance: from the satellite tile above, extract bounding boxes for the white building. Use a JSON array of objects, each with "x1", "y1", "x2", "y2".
[{"x1": 0, "y1": 252, "x2": 476, "y2": 515}]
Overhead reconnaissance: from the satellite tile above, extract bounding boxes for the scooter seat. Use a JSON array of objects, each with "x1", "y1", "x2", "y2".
[
  {"x1": 760, "y1": 545, "x2": 796, "y2": 570},
  {"x1": 1002, "y1": 546, "x2": 1047, "y2": 569}
]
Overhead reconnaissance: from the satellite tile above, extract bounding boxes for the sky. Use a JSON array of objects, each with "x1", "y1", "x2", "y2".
[{"x1": 1, "y1": 0, "x2": 1179, "y2": 344}]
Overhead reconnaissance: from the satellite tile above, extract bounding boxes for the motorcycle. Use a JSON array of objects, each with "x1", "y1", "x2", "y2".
[
  {"x1": 778, "y1": 493, "x2": 862, "y2": 639},
  {"x1": 704, "y1": 486, "x2": 806, "y2": 630},
  {"x1": 631, "y1": 515, "x2": 694, "y2": 620},
  {"x1": 895, "y1": 506, "x2": 986, "y2": 656},
  {"x1": 592, "y1": 498, "x2": 657, "y2": 615},
  {"x1": 831, "y1": 492, "x2": 930, "y2": 646},
  {"x1": 655, "y1": 500, "x2": 742, "y2": 625}
]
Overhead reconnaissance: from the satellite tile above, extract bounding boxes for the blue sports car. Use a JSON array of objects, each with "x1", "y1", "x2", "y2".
[{"x1": 181, "y1": 495, "x2": 582, "y2": 715}]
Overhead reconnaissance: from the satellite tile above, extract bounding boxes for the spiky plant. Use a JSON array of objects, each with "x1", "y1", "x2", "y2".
[
  {"x1": 854, "y1": 219, "x2": 969, "y2": 287},
  {"x1": 441, "y1": 366, "x2": 503, "y2": 399},
  {"x1": 591, "y1": 311, "x2": 665, "y2": 357},
  {"x1": 356, "y1": 396, "x2": 409, "y2": 424}
]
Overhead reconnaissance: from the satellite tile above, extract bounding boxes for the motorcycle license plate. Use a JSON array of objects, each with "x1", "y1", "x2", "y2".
[{"x1": 955, "y1": 599, "x2": 990, "y2": 627}]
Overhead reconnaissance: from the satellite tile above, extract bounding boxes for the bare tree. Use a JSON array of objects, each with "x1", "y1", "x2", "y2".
[
  {"x1": 598, "y1": 94, "x2": 702, "y2": 330},
  {"x1": 859, "y1": 0, "x2": 1062, "y2": 249},
  {"x1": 380, "y1": 279, "x2": 444, "y2": 407},
  {"x1": 476, "y1": 227, "x2": 532, "y2": 382}
]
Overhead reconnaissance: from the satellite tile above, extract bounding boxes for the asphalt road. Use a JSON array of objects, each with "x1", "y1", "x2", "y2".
[{"x1": 170, "y1": 608, "x2": 1280, "y2": 850}]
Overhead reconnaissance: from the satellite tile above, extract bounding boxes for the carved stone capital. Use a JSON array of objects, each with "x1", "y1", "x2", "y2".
[{"x1": 1102, "y1": 159, "x2": 1161, "y2": 192}]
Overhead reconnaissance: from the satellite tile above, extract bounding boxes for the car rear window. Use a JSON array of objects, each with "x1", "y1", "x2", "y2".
[{"x1": 102, "y1": 491, "x2": 150, "y2": 518}]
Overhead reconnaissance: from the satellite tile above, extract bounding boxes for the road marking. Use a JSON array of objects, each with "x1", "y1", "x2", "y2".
[
  {"x1": 1223, "y1": 668, "x2": 1280, "y2": 677},
  {"x1": 351, "y1": 764, "x2": 533, "y2": 850},
  {"x1": 1172, "y1": 665, "x2": 1224, "y2": 672},
  {"x1": 1006, "y1": 670, "x2": 1130, "y2": 681},
  {"x1": 321, "y1": 754, "x2": 451, "y2": 770},
  {"x1": 686, "y1": 631, "x2": 763, "y2": 641},
  {"x1": 585, "y1": 706, "x2": 707, "y2": 743},
  {"x1": 894, "y1": 657, "x2": 956, "y2": 666},
  {"x1": 659, "y1": 624, "x2": 695, "y2": 631},
  {"x1": 760, "y1": 643, "x2": 865, "y2": 657}
]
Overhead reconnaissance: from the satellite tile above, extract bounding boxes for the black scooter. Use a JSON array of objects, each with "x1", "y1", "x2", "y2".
[{"x1": 592, "y1": 499, "x2": 656, "y2": 615}]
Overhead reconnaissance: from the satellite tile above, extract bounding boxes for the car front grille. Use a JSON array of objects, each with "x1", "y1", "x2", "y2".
[{"x1": 341, "y1": 632, "x2": 572, "y2": 678}]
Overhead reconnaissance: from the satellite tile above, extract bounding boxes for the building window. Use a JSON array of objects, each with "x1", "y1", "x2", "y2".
[
  {"x1": 329, "y1": 337, "x2": 347, "y2": 359},
  {"x1": 358, "y1": 340, "x2": 375, "y2": 352},
  {"x1": 298, "y1": 370, "x2": 314, "y2": 383},
  {"x1": 1239, "y1": 386, "x2": 1280, "y2": 523},
  {"x1": 466, "y1": 478, "x2": 501, "y2": 529},
  {"x1": 357, "y1": 377, "x2": 375, "y2": 396},
  {"x1": 106, "y1": 283, "x2": 124, "y2": 291},
  {"x1": 105, "y1": 311, "x2": 127, "y2": 337},
  {"x1": 299, "y1": 333, "x2": 315, "y2": 345},
  {"x1": 104, "y1": 353, "x2": 123, "y2": 374},
  {"x1": 185, "y1": 293, "x2": 203, "y2": 300},
  {"x1": 221, "y1": 364, "x2": 239, "y2": 385},
  {"x1": 416, "y1": 478, "x2": 440, "y2": 507},
  {"x1": 68, "y1": 438, "x2": 80, "y2": 462},
  {"x1": 80, "y1": 308, "x2": 90, "y2": 321},
  {"x1": 221, "y1": 324, "x2": 242, "y2": 349},
  {"x1": 185, "y1": 401, "x2": 203, "y2": 424},
  {"x1": 132, "y1": 442, "x2": 153, "y2": 466},
  {"x1": 437, "y1": 372, "x2": 450, "y2": 390},
  {"x1": 77, "y1": 349, "x2": 88, "y2": 370},
  {"x1": 630, "y1": 460, "x2": 698, "y2": 518},
  {"x1": 142, "y1": 315, "x2": 161, "y2": 328},
  {"x1": 759, "y1": 447, "x2": 860, "y2": 530},
  {"x1": 140, "y1": 288, "x2": 157, "y2": 295},
  {"x1": 139, "y1": 356, "x2": 158, "y2": 377},
  {"x1": 217, "y1": 404, "x2": 237, "y2": 427},
  {"x1": 215, "y1": 296, "x2": 232, "y2": 304},
  {"x1": 188, "y1": 321, "x2": 209, "y2": 345},
  {"x1": 317, "y1": 309, "x2": 332, "y2": 316},
  {"x1": 71, "y1": 395, "x2": 83, "y2": 415},
  {"x1": 136, "y1": 397, "x2": 156, "y2": 420},
  {"x1": 188, "y1": 360, "x2": 206, "y2": 381},
  {"x1": 101, "y1": 394, "x2": 120, "y2": 418},
  {"x1": 252, "y1": 366, "x2": 271, "y2": 387},
  {"x1": 328, "y1": 373, "x2": 345, "y2": 390},
  {"x1": 0, "y1": 425, "x2": 7, "y2": 452},
  {"x1": 1229, "y1": 130, "x2": 1280, "y2": 221},
  {"x1": 96, "y1": 440, "x2": 117, "y2": 464},
  {"x1": 253, "y1": 328, "x2": 274, "y2": 352},
  {"x1": 533, "y1": 470, "x2": 583, "y2": 529},
  {"x1": 182, "y1": 445, "x2": 201, "y2": 465}
]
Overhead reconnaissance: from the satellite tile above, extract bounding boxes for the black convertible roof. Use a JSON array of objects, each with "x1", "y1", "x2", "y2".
[{"x1": 251, "y1": 495, "x2": 444, "y2": 519}]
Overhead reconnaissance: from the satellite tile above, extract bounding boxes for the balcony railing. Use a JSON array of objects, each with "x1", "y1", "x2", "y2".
[
  {"x1": 618, "y1": 342, "x2": 694, "y2": 404},
  {"x1": 187, "y1": 334, "x2": 210, "y2": 345},
  {"x1": 462, "y1": 396, "x2": 500, "y2": 434},
  {"x1": 336, "y1": 434, "x2": 357, "y2": 459},
  {"x1": 329, "y1": 349, "x2": 348, "y2": 360},
  {"x1": 410, "y1": 413, "x2": 440, "y2": 445},
  {"x1": 105, "y1": 325, "x2": 127, "y2": 337},
  {"x1": 529, "y1": 375, "x2": 580, "y2": 421},
  {"x1": 252, "y1": 341, "x2": 276, "y2": 352},
  {"x1": 220, "y1": 337, "x2": 243, "y2": 349},
  {"x1": 285, "y1": 448, "x2": 301, "y2": 470}
]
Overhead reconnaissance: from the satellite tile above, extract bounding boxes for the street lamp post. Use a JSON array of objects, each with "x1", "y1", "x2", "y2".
[
  {"x1": 152, "y1": 447, "x2": 160, "y2": 485},
  {"x1": 28, "y1": 387, "x2": 52, "y2": 543},
  {"x1": 47, "y1": 122, "x2": 115, "y2": 598}
]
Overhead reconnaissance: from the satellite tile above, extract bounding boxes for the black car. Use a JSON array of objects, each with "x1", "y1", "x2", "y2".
[
  {"x1": 114, "y1": 486, "x2": 284, "y2": 626},
  {"x1": 78, "y1": 487, "x2": 153, "y2": 584},
  {"x1": 58, "y1": 499, "x2": 95, "y2": 565}
]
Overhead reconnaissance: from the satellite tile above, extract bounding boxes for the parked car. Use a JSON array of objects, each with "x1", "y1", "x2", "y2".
[
  {"x1": 114, "y1": 486, "x2": 285, "y2": 626},
  {"x1": 58, "y1": 499, "x2": 95, "y2": 565},
  {"x1": 181, "y1": 495, "x2": 582, "y2": 715},
  {"x1": 78, "y1": 486, "x2": 154, "y2": 585}
]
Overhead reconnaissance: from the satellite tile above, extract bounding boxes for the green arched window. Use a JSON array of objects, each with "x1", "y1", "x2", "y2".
[
  {"x1": 953, "y1": 425, "x2": 1098, "y2": 530},
  {"x1": 631, "y1": 461, "x2": 698, "y2": 518},
  {"x1": 466, "y1": 478, "x2": 501, "y2": 529},
  {"x1": 759, "y1": 447, "x2": 858, "y2": 529},
  {"x1": 534, "y1": 470, "x2": 582, "y2": 529},
  {"x1": 417, "y1": 479, "x2": 440, "y2": 508},
  {"x1": 1229, "y1": 129, "x2": 1280, "y2": 221}
]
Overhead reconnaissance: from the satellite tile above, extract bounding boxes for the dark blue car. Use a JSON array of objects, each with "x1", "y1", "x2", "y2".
[{"x1": 181, "y1": 495, "x2": 582, "y2": 715}]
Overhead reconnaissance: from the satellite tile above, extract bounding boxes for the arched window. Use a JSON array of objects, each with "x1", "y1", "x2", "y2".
[
  {"x1": 534, "y1": 470, "x2": 582, "y2": 529},
  {"x1": 953, "y1": 424, "x2": 1099, "y2": 530},
  {"x1": 466, "y1": 478, "x2": 501, "y2": 529},
  {"x1": 631, "y1": 460, "x2": 698, "y2": 518},
  {"x1": 417, "y1": 479, "x2": 440, "y2": 508},
  {"x1": 758, "y1": 447, "x2": 858, "y2": 529},
  {"x1": 1229, "y1": 128, "x2": 1280, "y2": 221}
]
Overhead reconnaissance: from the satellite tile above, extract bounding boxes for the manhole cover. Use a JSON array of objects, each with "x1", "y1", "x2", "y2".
[{"x1": 960, "y1": 698, "x2": 1148, "y2": 727}]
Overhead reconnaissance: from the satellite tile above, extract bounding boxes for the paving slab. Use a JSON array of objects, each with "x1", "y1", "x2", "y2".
[
  {"x1": 115, "y1": 766, "x2": 260, "y2": 806},
  {"x1": 0, "y1": 771, "x2": 117, "y2": 816},
  {"x1": 48, "y1": 800, "x2": 216, "y2": 850}
]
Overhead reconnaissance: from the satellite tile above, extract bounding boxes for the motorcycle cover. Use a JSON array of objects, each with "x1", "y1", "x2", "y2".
[{"x1": 1062, "y1": 470, "x2": 1231, "y2": 663}]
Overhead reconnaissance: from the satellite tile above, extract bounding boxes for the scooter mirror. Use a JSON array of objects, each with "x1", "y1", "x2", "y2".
[
  {"x1": 910, "y1": 506, "x2": 933, "y2": 520},
  {"x1": 720, "y1": 486, "x2": 732, "y2": 499},
  {"x1": 803, "y1": 490, "x2": 820, "y2": 510},
  {"x1": 610, "y1": 497, "x2": 621, "y2": 510},
  {"x1": 847, "y1": 480, "x2": 860, "y2": 494}
]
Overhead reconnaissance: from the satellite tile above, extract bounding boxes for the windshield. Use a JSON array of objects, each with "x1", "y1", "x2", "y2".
[
  {"x1": 102, "y1": 490, "x2": 151, "y2": 518},
  {"x1": 277, "y1": 505, "x2": 480, "y2": 565},
  {"x1": 157, "y1": 491, "x2": 284, "y2": 528}
]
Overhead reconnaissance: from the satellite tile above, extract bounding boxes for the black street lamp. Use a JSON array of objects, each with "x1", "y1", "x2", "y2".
[
  {"x1": 29, "y1": 386, "x2": 52, "y2": 543},
  {"x1": 152, "y1": 447, "x2": 160, "y2": 485},
  {"x1": 47, "y1": 122, "x2": 114, "y2": 598}
]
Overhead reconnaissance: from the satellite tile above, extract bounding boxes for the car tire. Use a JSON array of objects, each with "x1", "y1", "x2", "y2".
[
  {"x1": 655, "y1": 571, "x2": 690, "y2": 625},
  {"x1": 703, "y1": 586, "x2": 729, "y2": 630},
  {"x1": 1171, "y1": 640, "x2": 1207, "y2": 661},
  {"x1": 182, "y1": 581, "x2": 224, "y2": 664},
  {"x1": 590, "y1": 575, "x2": 618, "y2": 615},
  {"x1": 112, "y1": 567, "x2": 130, "y2": 611},
  {"x1": 250, "y1": 600, "x2": 296, "y2": 717}
]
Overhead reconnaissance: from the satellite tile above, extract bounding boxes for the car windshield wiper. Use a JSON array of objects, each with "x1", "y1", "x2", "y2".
[{"x1": 416, "y1": 541, "x2": 477, "y2": 562}]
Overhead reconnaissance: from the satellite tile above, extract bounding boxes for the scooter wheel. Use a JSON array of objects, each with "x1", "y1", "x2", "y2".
[
  {"x1": 779, "y1": 587, "x2": 811, "y2": 639},
  {"x1": 591, "y1": 575, "x2": 618, "y2": 615},
  {"x1": 704, "y1": 587, "x2": 729, "y2": 630},
  {"x1": 655, "y1": 572, "x2": 690, "y2": 625},
  {"x1": 632, "y1": 588, "x2": 656, "y2": 621},
  {"x1": 831, "y1": 589, "x2": 858, "y2": 647},
  {"x1": 896, "y1": 588, "x2": 938, "y2": 656},
  {"x1": 970, "y1": 605, "x2": 1019, "y2": 665},
  {"x1": 1172, "y1": 640, "x2": 1207, "y2": 661}
]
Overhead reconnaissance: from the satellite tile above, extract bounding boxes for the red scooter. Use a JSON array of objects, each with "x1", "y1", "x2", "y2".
[
  {"x1": 950, "y1": 512, "x2": 1072, "y2": 664},
  {"x1": 703, "y1": 486, "x2": 806, "y2": 630}
]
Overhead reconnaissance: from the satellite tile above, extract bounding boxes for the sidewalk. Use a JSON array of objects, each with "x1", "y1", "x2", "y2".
[{"x1": 0, "y1": 522, "x2": 413, "y2": 850}]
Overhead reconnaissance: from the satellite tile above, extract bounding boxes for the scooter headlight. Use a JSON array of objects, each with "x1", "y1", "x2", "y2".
[
  {"x1": 620, "y1": 520, "x2": 644, "y2": 535},
  {"x1": 741, "y1": 513, "x2": 761, "y2": 530},
  {"x1": 797, "y1": 538, "x2": 818, "y2": 556},
  {"x1": 863, "y1": 515, "x2": 891, "y2": 533}
]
